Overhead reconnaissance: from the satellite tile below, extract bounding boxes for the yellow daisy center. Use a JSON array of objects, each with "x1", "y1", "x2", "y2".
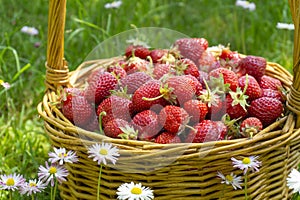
[
  {"x1": 58, "y1": 153, "x2": 67, "y2": 158},
  {"x1": 29, "y1": 182, "x2": 37, "y2": 187},
  {"x1": 49, "y1": 166, "x2": 57, "y2": 174},
  {"x1": 6, "y1": 178, "x2": 15, "y2": 186},
  {"x1": 225, "y1": 175, "x2": 233, "y2": 182},
  {"x1": 242, "y1": 157, "x2": 251, "y2": 164},
  {"x1": 131, "y1": 187, "x2": 142, "y2": 195},
  {"x1": 99, "y1": 148, "x2": 108, "y2": 156}
]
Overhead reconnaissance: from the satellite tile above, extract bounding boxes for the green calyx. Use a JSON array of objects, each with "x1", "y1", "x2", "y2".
[
  {"x1": 229, "y1": 74, "x2": 250, "y2": 111},
  {"x1": 119, "y1": 125, "x2": 138, "y2": 140}
]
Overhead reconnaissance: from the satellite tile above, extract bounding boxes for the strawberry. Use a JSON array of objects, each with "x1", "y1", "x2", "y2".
[
  {"x1": 239, "y1": 117, "x2": 263, "y2": 138},
  {"x1": 132, "y1": 80, "x2": 169, "y2": 113},
  {"x1": 261, "y1": 88, "x2": 284, "y2": 102},
  {"x1": 258, "y1": 75, "x2": 283, "y2": 90},
  {"x1": 119, "y1": 72, "x2": 152, "y2": 94},
  {"x1": 149, "y1": 49, "x2": 167, "y2": 63},
  {"x1": 152, "y1": 63, "x2": 175, "y2": 79},
  {"x1": 219, "y1": 48, "x2": 241, "y2": 74},
  {"x1": 185, "y1": 120, "x2": 222, "y2": 143},
  {"x1": 183, "y1": 99, "x2": 208, "y2": 124},
  {"x1": 154, "y1": 132, "x2": 181, "y2": 144},
  {"x1": 248, "y1": 97, "x2": 283, "y2": 126},
  {"x1": 84, "y1": 71, "x2": 118, "y2": 105},
  {"x1": 103, "y1": 118, "x2": 138, "y2": 140},
  {"x1": 237, "y1": 55, "x2": 266, "y2": 80},
  {"x1": 125, "y1": 45, "x2": 151, "y2": 59},
  {"x1": 96, "y1": 95, "x2": 133, "y2": 126},
  {"x1": 225, "y1": 89, "x2": 249, "y2": 119},
  {"x1": 173, "y1": 38, "x2": 208, "y2": 65},
  {"x1": 208, "y1": 67, "x2": 238, "y2": 91},
  {"x1": 123, "y1": 56, "x2": 150, "y2": 74},
  {"x1": 163, "y1": 75, "x2": 198, "y2": 105},
  {"x1": 106, "y1": 64, "x2": 127, "y2": 79},
  {"x1": 158, "y1": 105, "x2": 189, "y2": 134},
  {"x1": 238, "y1": 74, "x2": 262, "y2": 100},
  {"x1": 81, "y1": 114, "x2": 100, "y2": 132},
  {"x1": 215, "y1": 121, "x2": 228, "y2": 140},
  {"x1": 132, "y1": 110, "x2": 161, "y2": 141},
  {"x1": 175, "y1": 58, "x2": 200, "y2": 79},
  {"x1": 198, "y1": 50, "x2": 218, "y2": 73},
  {"x1": 61, "y1": 88, "x2": 94, "y2": 127}
]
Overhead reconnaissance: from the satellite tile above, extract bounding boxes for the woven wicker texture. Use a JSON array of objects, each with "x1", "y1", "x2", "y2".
[{"x1": 37, "y1": 0, "x2": 300, "y2": 199}]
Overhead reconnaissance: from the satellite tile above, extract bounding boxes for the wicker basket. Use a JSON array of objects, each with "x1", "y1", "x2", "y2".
[{"x1": 37, "y1": 0, "x2": 300, "y2": 199}]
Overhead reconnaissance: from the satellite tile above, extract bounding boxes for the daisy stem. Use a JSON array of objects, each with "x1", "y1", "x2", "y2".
[
  {"x1": 52, "y1": 178, "x2": 58, "y2": 200},
  {"x1": 97, "y1": 164, "x2": 103, "y2": 200},
  {"x1": 9, "y1": 190, "x2": 12, "y2": 200},
  {"x1": 50, "y1": 184, "x2": 53, "y2": 200},
  {"x1": 219, "y1": 184, "x2": 226, "y2": 199},
  {"x1": 244, "y1": 172, "x2": 248, "y2": 200},
  {"x1": 31, "y1": 194, "x2": 35, "y2": 200}
]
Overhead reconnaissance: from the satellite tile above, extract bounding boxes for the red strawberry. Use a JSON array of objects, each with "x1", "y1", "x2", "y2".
[
  {"x1": 125, "y1": 45, "x2": 151, "y2": 59},
  {"x1": 96, "y1": 95, "x2": 133, "y2": 126},
  {"x1": 175, "y1": 58, "x2": 200, "y2": 79},
  {"x1": 225, "y1": 90, "x2": 248, "y2": 119},
  {"x1": 103, "y1": 118, "x2": 138, "y2": 139},
  {"x1": 123, "y1": 56, "x2": 150, "y2": 74},
  {"x1": 152, "y1": 63, "x2": 175, "y2": 79},
  {"x1": 185, "y1": 120, "x2": 222, "y2": 143},
  {"x1": 61, "y1": 88, "x2": 94, "y2": 127},
  {"x1": 240, "y1": 117, "x2": 263, "y2": 138},
  {"x1": 248, "y1": 97, "x2": 283, "y2": 126},
  {"x1": 158, "y1": 105, "x2": 189, "y2": 134},
  {"x1": 81, "y1": 114, "x2": 100, "y2": 132},
  {"x1": 237, "y1": 55, "x2": 266, "y2": 80},
  {"x1": 183, "y1": 99, "x2": 208, "y2": 123},
  {"x1": 261, "y1": 88, "x2": 284, "y2": 102},
  {"x1": 163, "y1": 75, "x2": 198, "y2": 105},
  {"x1": 132, "y1": 80, "x2": 169, "y2": 113},
  {"x1": 258, "y1": 75, "x2": 282, "y2": 90},
  {"x1": 215, "y1": 121, "x2": 228, "y2": 140},
  {"x1": 132, "y1": 110, "x2": 161, "y2": 141},
  {"x1": 208, "y1": 67, "x2": 238, "y2": 91},
  {"x1": 219, "y1": 48, "x2": 241, "y2": 73},
  {"x1": 85, "y1": 71, "x2": 118, "y2": 105},
  {"x1": 198, "y1": 50, "x2": 218, "y2": 71},
  {"x1": 120, "y1": 72, "x2": 152, "y2": 94},
  {"x1": 219, "y1": 48, "x2": 235, "y2": 60},
  {"x1": 238, "y1": 74, "x2": 262, "y2": 100},
  {"x1": 107, "y1": 64, "x2": 127, "y2": 79},
  {"x1": 173, "y1": 38, "x2": 208, "y2": 65},
  {"x1": 149, "y1": 49, "x2": 170, "y2": 63},
  {"x1": 155, "y1": 132, "x2": 181, "y2": 144}
]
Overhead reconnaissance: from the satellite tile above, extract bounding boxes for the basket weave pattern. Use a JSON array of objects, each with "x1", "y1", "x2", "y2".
[{"x1": 37, "y1": 0, "x2": 300, "y2": 199}]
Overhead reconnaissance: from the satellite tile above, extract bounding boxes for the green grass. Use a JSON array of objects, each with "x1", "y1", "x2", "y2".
[{"x1": 0, "y1": 0, "x2": 296, "y2": 199}]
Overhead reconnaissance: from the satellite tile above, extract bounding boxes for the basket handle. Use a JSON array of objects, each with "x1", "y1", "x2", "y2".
[
  {"x1": 287, "y1": 0, "x2": 300, "y2": 128},
  {"x1": 45, "y1": 0, "x2": 69, "y2": 91}
]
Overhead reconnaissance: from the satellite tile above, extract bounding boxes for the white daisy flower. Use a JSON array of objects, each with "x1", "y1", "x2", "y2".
[
  {"x1": 104, "y1": 1, "x2": 122, "y2": 9},
  {"x1": 0, "y1": 173, "x2": 25, "y2": 191},
  {"x1": 48, "y1": 147, "x2": 79, "y2": 165},
  {"x1": 235, "y1": 0, "x2": 256, "y2": 11},
  {"x1": 231, "y1": 156, "x2": 261, "y2": 174},
  {"x1": 116, "y1": 182, "x2": 154, "y2": 200},
  {"x1": 21, "y1": 26, "x2": 39, "y2": 36},
  {"x1": 87, "y1": 142, "x2": 120, "y2": 165},
  {"x1": 276, "y1": 22, "x2": 295, "y2": 30},
  {"x1": 217, "y1": 171, "x2": 242, "y2": 190},
  {"x1": 19, "y1": 179, "x2": 46, "y2": 196},
  {"x1": 287, "y1": 168, "x2": 300, "y2": 194},
  {"x1": 38, "y1": 162, "x2": 69, "y2": 187}
]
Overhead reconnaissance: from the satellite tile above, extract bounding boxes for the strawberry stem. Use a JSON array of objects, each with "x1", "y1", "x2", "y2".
[{"x1": 142, "y1": 93, "x2": 165, "y2": 101}]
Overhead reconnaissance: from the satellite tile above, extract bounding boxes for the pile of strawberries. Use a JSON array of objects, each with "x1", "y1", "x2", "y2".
[{"x1": 60, "y1": 37, "x2": 286, "y2": 144}]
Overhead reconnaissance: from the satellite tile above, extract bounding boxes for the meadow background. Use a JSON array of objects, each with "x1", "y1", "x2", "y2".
[{"x1": 0, "y1": 0, "x2": 296, "y2": 199}]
